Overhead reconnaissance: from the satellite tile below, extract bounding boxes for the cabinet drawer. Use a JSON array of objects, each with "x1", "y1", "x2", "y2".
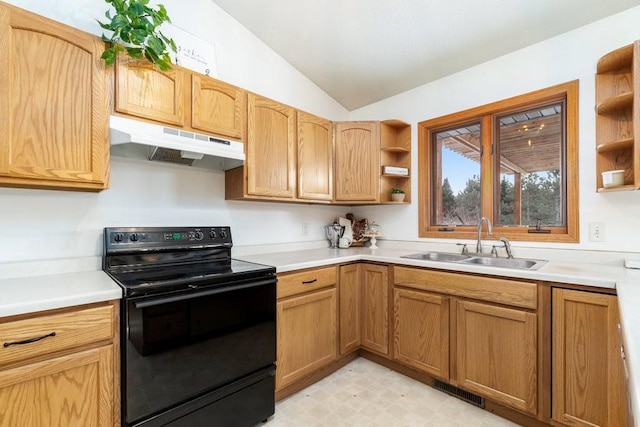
[
  {"x1": 394, "y1": 266, "x2": 536, "y2": 309},
  {"x1": 0, "y1": 304, "x2": 114, "y2": 367},
  {"x1": 278, "y1": 266, "x2": 337, "y2": 299}
]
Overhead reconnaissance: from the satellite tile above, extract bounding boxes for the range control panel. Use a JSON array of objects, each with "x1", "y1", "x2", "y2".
[{"x1": 104, "y1": 226, "x2": 232, "y2": 253}]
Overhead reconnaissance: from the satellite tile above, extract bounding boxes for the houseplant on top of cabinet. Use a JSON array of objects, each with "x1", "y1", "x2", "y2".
[{"x1": 98, "y1": 0, "x2": 176, "y2": 71}]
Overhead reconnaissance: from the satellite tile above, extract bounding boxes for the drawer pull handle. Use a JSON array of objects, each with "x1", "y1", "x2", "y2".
[
  {"x1": 3, "y1": 332, "x2": 56, "y2": 348},
  {"x1": 302, "y1": 279, "x2": 317, "y2": 285}
]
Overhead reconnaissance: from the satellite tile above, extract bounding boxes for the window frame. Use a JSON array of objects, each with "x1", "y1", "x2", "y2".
[{"x1": 418, "y1": 80, "x2": 579, "y2": 242}]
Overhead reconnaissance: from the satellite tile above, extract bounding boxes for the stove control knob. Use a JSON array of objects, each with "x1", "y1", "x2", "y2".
[
  {"x1": 113, "y1": 233, "x2": 124, "y2": 243},
  {"x1": 220, "y1": 230, "x2": 228, "y2": 240},
  {"x1": 194, "y1": 231, "x2": 204, "y2": 240},
  {"x1": 209, "y1": 230, "x2": 217, "y2": 239},
  {"x1": 129, "y1": 233, "x2": 139, "y2": 242}
]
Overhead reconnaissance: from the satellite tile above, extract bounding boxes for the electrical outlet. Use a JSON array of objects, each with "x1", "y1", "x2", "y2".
[
  {"x1": 301, "y1": 223, "x2": 309, "y2": 237},
  {"x1": 589, "y1": 222, "x2": 606, "y2": 242}
]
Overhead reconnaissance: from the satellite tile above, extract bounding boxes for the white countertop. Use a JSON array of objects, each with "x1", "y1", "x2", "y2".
[
  {"x1": 237, "y1": 246, "x2": 640, "y2": 425},
  {"x1": 0, "y1": 270, "x2": 122, "y2": 317},
  {"x1": 236, "y1": 247, "x2": 636, "y2": 288}
]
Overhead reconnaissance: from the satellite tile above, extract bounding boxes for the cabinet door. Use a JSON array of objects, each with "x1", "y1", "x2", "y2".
[
  {"x1": 361, "y1": 264, "x2": 389, "y2": 355},
  {"x1": 339, "y1": 264, "x2": 361, "y2": 355},
  {"x1": 0, "y1": 4, "x2": 108, "y2": 190},
  {"x1": 247, "y1": 94, "x2": 296, "y2": 198},
  {"x1": 191, "y1": 74, "x2": 246, "y2": 140},
  {"x1": 334, "y1": 122, "x2": 380, "y2": 202},
  {"x1": 297, "y1": 111, "x2": 333, "y2": 201},
  {"x1": 552, "y1": 289, "x2": 627, "y2": 427},
  {"x1": 456, "y1": 300, "x2": 537, "y2": 415},
  {"x1": 393, "y1": 288, "x2": 449, "y2": 379},
  {"x1": 0, "y1": 345, "x2": 114, "y2": 427},
  {"x1": 276, "y1": 288, "x2": 337, "y2": 390},
  {"x1": 115, "y1": 56, "x2": 185, "y2": 126}
]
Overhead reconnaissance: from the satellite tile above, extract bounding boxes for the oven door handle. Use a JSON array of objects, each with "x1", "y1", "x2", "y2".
[{"x1": 133, "y1": 278, "x2": 276, "y2": 308}]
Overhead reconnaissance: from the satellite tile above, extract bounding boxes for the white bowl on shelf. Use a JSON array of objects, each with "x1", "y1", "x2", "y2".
[{"x1": 602, "y1": 170, "x2": 625, "y2": 188}]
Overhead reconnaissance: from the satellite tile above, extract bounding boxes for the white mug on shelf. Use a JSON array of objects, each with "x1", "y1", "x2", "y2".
[{"x1": 338, "y1": 237, "x2": 352, "y2": 248}]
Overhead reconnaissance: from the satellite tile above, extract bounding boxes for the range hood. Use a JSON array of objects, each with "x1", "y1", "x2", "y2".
[{"x1": 109, "y1": 115, "x2": 245, "y2": 170}]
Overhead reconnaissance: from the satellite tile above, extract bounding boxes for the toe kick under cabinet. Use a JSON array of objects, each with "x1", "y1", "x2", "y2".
[{"x1": 0, "y1": 301, "x2": 120, "y2": 427}]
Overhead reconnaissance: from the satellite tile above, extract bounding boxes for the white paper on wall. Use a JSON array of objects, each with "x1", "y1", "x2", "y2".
[{"x1": 162, "y1": 23, "x2": 219, "y2": 78}]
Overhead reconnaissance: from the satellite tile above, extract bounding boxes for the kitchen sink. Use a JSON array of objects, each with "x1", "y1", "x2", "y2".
[
  {"x1": 461, "y1": 256, "x2": 547, "y2": 270},
  {"x1": 401, "y1": 251, "x2": 547, "y2": 270},
  {"x1": 402, "y1": 251, "x2": 471, "y2": 262}
]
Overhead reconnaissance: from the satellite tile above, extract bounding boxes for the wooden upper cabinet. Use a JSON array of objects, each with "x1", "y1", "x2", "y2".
[
  {"x1": 0, "y1": 3, "x2": 108, "y2": 191},
  {"x1": 247, "y1": 94, "x2": 296, "y2": 198},
  {"x1": 115, "y1": 56, "x2": 185, "y2": 127},
  {"x1": 334, "y1": 122, "x2": 380, "y2": 202},
  {"x1": 297, "y1": 111, "x2": 333, "y2": 201},
  {"x1": 191, "y1": 74, "x2": 246, "y2": 140}
]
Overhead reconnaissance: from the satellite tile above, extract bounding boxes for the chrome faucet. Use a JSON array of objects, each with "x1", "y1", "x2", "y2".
[
  {"x1": 499, "y1": 237, "x2": 514, "y2": 259},
  {"x1": 476, "y1": 217, "x2": 493, "y2": 253}
]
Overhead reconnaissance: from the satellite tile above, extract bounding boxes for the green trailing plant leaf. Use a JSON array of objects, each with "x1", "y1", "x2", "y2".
[{"x1": 98, "y1": 0, "x2": 176, "y2": 70}]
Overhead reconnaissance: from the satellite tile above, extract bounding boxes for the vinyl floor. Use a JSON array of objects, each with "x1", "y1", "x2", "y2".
[{"x1": 263, "y1": 357, "x2": 520, "y2": 427}]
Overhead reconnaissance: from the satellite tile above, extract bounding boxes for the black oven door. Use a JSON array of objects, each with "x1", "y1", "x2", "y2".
[{"x1": 123, "y1": 276, "x2": 276, "y2": 426}]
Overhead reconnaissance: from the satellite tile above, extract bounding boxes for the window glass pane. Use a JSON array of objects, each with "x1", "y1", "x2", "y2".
[
  {"x1": 495, "y1": 102, "x2": 565, "y2": 227},
  {"x1": 432, "y1": 122, "x2": 482, "y2": 226}
]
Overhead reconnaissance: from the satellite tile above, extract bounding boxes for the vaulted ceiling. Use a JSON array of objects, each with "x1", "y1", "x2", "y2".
[{"x1": 210, "y1": 0, "x2": 640, "y2": 110}]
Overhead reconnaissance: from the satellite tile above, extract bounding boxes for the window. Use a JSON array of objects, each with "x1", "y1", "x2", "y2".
[{"x1": 418, "y1": 81, "x2": 578, "y2": 242}]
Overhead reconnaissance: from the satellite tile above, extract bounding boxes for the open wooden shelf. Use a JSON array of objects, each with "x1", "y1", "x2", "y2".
[
  {"x1": 597, "y1": 44, "x2": 634, "y2": 73},
  {"x1": 597, "y1": 184, "x2": 637, "y2": 193},
  {"x1": 595, "y1": 40, "x2": 640, "y2": 191},
  {"x1": 596, "y1": 137, "x2": 634, "y2": 154},
  {"x1": 595, "y1": 92, "x2": 633, "y2": 114},
  {"x1": 380, "y1": 120, "x2": 411, "y2": 203}
]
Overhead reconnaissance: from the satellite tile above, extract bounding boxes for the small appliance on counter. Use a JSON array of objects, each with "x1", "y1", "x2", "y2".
[{"x1": 325, "y1": 221, "x2": 345, "y2": 248}]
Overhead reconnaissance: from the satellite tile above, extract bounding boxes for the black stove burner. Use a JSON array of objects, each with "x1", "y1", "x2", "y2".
[{"x1": 102, "y1": 226, "x2": 275, "y2": 297}]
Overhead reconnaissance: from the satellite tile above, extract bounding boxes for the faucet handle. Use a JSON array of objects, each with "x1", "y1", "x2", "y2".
[{"x1": 456, "y1": 243, "x2": 468, "y2": 255}]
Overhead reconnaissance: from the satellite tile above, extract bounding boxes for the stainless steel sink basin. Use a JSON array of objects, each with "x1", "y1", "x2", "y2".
[
  {"x1": 401, "y1": 251, "x2": 547, "y2": 270},
  {"x1": 401, "y1": 252, "x2": 471, "y2": 262},
  {"x1": 461, "y1": 256, "x2": 547, "y2": 270}
]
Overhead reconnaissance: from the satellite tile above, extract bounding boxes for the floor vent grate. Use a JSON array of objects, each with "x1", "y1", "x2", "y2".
[{"x1": 433, "y1": 379, "x2": 485, "y2": 408}]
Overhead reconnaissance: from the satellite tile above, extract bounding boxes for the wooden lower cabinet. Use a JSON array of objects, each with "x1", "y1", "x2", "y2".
[
  {"x1": 339, "y1": 264, "x2": 361, "y2": 355},
  {"x1": 0, "y1": 345, "x2": 114, "y2": 426},
  {"x1": 552, "y1": 288, "x2": 628, "y2": 427},
  {"x1": 393, "y1": 288, "x2": 449, "y2": 378},
  {"x1": 276, "y1": 268, "x2": 338, "y2": 391},
  {"x1": 392, "y1": 266, "x2": 538, "y2": 417},
  {"x1": 456, "y1": 300, "x2": 537, "y2": 415},
  {"x1": 0, "y1": 302, "x2": 119, "y2": 427},
  {"x1": 360, "y1": 264, "x2": 389, "y2": 355}
]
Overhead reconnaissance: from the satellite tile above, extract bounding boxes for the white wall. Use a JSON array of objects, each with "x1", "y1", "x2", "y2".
[
  {"x1": 0, "y1": 0, "x2": 349, "y2": 263},
  {"x1": 350, "y1": 6, "x2": 640, "y2": 254},
  {"x1": 3, "y1": 1, "x2": 640, "y2": 263}
]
